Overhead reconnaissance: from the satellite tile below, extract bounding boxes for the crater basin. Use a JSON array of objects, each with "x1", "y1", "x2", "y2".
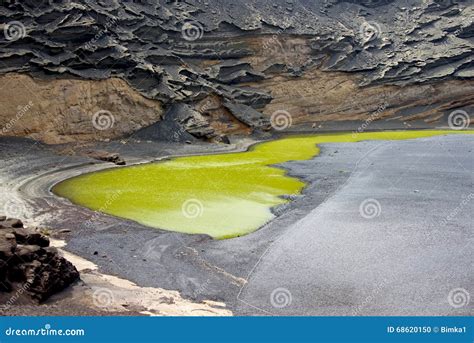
[{"x1": 52, "y1": 130, "x2": 471, "y2": 239}]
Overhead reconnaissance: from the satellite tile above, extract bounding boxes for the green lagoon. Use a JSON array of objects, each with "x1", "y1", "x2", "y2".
[{"x1": 53, "y1": 130, "x2": 471, "y2": 239}]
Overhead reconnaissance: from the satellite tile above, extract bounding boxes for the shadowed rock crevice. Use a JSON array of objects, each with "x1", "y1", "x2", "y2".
[{"x1": 0, "y1": 217, "x2": 79, "y2": 303}]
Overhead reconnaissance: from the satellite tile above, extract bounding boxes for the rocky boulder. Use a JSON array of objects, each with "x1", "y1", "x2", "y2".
[
  {"x1": 0, "y1": 217, "x2": 79, "y2": 303},
  {"x1": 87, "y1": 150, "x2": 126, "y2": 165}
]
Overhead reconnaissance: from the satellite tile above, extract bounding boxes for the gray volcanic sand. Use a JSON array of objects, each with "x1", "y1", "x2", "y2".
[{"x1": 0, "y1": 134, "x2": 472, "y2": 315}]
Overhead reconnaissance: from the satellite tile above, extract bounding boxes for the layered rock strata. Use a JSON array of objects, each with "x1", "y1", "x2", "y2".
[
  {"x1": 0, "y1": 217, "x2": 79, "y2": 303},
  {"x1": 0, "y1": 0, "x2": 472, "y2": 143}
]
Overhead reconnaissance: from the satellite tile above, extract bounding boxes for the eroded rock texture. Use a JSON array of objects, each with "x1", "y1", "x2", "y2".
[
  {"x1": 0, "y1": 74, "x2": 163, "y2": 143},
  {"x1": 0, "y1": 0, "x2": 472, "y2": 142},
  {"x1": 0, "y1": 217, "x2": 79, "y2": 303}
]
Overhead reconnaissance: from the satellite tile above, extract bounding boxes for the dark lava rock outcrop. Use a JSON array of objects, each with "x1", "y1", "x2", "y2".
[
  {"x1": 0, "y1": 217, "x2": 79, "y2": 304},
  {"x1": 87, "y1": 150, "x2": 126, "y2": 165},
  {"x1": 0, "y1": 0, "x2": 472, "y2": 142}
]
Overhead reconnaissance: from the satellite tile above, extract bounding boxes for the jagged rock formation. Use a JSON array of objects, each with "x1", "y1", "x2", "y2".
[
  {"x1": 0, "y1": 217, "x2": 79, "y2": 303},
  {"x1": 0, "y1": 0, "x2": 472, "y2": 143}
]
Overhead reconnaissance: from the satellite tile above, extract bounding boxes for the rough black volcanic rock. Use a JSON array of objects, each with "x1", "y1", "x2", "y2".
[
  {"x1": 87, "y1": 150, "x2": 126, "y2": 165},
  {"x1": 0, "y1": 0, "x2": 472, "y2": 139},
  {"x1": 1, "y1": 1, "x2": 472, "y2": 97},
  {"x1": 135, "y1": 103, "x2": 214, "y2": 142},
  {"x1": 0, "y1": 217, "x2": 79, "y2": 303},
  {"x1": 223, "y1": 101, "x2": 271, "y2": 129}
]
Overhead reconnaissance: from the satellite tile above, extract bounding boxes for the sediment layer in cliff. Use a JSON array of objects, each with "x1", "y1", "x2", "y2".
[{"x1": 0, "y1": 0, "x2": 472, "y2": 143}]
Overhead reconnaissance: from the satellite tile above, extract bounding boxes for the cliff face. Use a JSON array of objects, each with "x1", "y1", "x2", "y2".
[
  {"x1": 0, "y1": 74, "x2": 163, "y2": 144},
  {"x1": 0, "y1": 0, "x2": 472, "y2": 143}
]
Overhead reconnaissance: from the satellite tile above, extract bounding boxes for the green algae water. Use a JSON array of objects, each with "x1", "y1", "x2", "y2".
[{"x1": 53, "y1": 130, "x2": 471, "y2": 239}]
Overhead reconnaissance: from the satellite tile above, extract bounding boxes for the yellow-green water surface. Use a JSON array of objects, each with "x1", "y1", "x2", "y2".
[{"x1": 53, "y1": 130, "x2": 471, "y2": 239}]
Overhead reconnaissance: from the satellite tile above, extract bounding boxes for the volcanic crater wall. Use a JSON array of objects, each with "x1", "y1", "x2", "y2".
[{"x1": 0, "y1": 0, "x2": 472, "y2": 143}]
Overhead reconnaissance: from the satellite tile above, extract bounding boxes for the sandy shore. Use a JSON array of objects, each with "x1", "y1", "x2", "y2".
[{"x1": 0, "y1": 137, "x2": 248, "y2": 315}]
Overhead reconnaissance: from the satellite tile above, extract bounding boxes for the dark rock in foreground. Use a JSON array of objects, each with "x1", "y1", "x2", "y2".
[{"x1": 0, "y1": 217, "x2": 79, "y2": 303}]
